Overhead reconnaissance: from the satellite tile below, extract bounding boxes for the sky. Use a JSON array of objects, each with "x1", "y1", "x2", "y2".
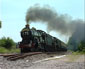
[{"x1": 0, "y1": 0, "x2": 84, "y2": 43}]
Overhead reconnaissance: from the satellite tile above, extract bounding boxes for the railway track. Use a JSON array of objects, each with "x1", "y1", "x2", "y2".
[
  {"x1": 0, "y1": 52, "x2": 42, "y2": 61},
  {"x1": 0, "y1": 52, "x2": 68, "y2": 61}
]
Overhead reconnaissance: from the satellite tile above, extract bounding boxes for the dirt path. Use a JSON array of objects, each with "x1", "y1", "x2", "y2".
[{"x1": 28, "y1": 55, "x2": 85, "y2": 69}]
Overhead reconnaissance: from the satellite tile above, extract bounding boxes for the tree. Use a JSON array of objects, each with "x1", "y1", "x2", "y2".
[
  {"x1": 0, "y1": 37, "x2": 16, "y2": 49},
  {"x1": 78, "y1": 41, "x2": 85, "y2": 52},
  {"x1": 0, "y1": 21, "x2": 1, "y2": 28}
]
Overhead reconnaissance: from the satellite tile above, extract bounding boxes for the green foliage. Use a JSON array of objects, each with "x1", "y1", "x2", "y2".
[
  {"x1": 78, "y1": 41, "x2": 85, "y2": 52},
  {"x1": 0, "y1": 47, "x2": 8, "y2": 53},
  {"x1": 0, "y1": 21, "x2": 1, "y2": 28},
  {"x1": 0, "y1": 37, "x2": 16, "y2": 49},
  {"x1": 0, "y1": 47, "x2": 20, "y2": 53},
  {"x1": 72, "y1": 51, "x2": 85, "y2": 55},
  {"x1": 0, "y1": 37, "x2": 20, "y2": 53}
]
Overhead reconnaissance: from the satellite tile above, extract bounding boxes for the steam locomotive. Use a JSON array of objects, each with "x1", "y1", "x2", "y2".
[{"x1": 18, "y1": 23, "x2": 67, "y2": 53}]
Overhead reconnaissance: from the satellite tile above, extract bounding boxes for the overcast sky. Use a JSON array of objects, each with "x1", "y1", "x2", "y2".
[{"x1": 0, "y1": 0, "x2": 84, "y2": 43}]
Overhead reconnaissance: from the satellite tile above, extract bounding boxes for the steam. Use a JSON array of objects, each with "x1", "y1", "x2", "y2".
[{"x1": 26, "y1": 5, "x2": 85, "y2": 44}]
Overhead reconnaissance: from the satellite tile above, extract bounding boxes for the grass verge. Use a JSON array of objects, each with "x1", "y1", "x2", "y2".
[
  {"x1": 72, "y1": 51, "x2": 85, "y2": 55},
  {"x1": 0, "y1": 47, "x2": 20, "y2": 53}
]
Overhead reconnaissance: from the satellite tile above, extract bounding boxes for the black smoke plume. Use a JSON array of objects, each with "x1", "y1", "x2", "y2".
[{"x1": 26, "y1": 5, "x2": 85, "y2": 50}]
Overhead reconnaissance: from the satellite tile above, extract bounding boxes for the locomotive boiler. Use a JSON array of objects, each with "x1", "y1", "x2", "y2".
[{"x1": 18, "y1": 23, "x2": 67, "y2": 53}]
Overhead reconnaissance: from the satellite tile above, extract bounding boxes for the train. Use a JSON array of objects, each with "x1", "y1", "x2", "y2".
[{"x1": 17, "y1": 23, "x2": 67, "y2": 53}]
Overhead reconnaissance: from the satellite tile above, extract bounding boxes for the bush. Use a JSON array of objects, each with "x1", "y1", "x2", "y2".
[
  {"x1": 78, "y1": 41, "x2": 85, "y2": 52},
  {"x1": 0, "y1": 37, "x2": 16, "y2": 49}
]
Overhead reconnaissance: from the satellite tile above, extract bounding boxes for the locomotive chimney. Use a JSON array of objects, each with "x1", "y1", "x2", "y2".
[
  {"x1": 26, "y1": 18, "x2": 30, "y2": 29},
  {"x1": 26, "y1": 24, "x2": 30, "y2": 28}
]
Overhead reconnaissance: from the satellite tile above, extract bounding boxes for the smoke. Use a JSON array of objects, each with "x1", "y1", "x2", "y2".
[
  {"x1": 26, "y1": 5, "x2": 85, "y2": 45},
  {"x1": 68, "y1": 20, "x2": 85, "y2": 50}
]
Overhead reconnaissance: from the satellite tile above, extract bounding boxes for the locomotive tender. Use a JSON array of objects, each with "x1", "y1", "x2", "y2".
[{"x1": 18, "y1": 23, "x2": 67, "y2": 53}]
